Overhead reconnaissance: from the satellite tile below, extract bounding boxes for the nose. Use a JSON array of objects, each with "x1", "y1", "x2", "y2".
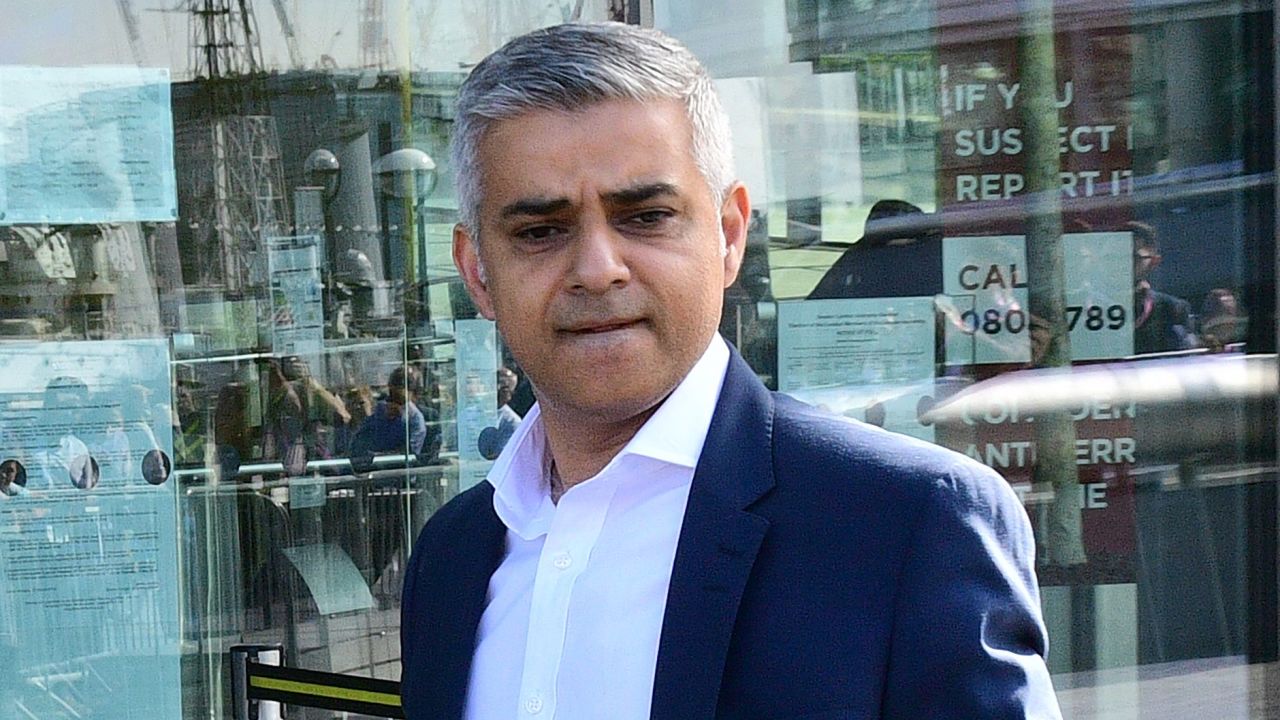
[{"x1": 566, "y1": 221, "x2": 630, "y2": 293}]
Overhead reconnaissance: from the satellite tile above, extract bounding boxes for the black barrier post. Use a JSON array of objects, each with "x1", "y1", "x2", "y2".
[{"x1": 230, "y1": 643, "x2": 284, "y2": 720}]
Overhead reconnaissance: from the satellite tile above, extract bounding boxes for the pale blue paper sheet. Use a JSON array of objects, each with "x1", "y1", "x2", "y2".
[
  {"x1": 0, "y1": 66, "x2": 177, "y2": 225},
  {"x1": 455, "y1": 319, "x2": 498, "y2": 491},
  {"x1": 778, "y1": 297, "x2": 939, "y2": 440},
  {"x1": 268, "y1": 235, "x2": 325, "y2": 358},
  {"x1": 0, "y1": 339, "x2": 181, "y2": 720}
]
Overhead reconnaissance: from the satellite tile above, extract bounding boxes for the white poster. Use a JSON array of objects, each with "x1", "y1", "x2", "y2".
[
  {"x1": 268, "y1": 235, "x2": 325, "y2": 358},
  {"x1": 1062, "y1": 233, "x2": 1135, "y2": 359},
  {"x1": 0, "y1": 339, "x2": 181, "y2": 719},
  {"x1": 0, "y1": 66, "x2": 177, "y2": 225},
  {"x1": 778, "y1": 297, "x2": 937, "y2": 440},
  {"x1": 943, "y1": 232, "x2": 1133, "y2": 365}
]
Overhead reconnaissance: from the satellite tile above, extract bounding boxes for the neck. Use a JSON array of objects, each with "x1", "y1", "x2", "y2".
[{"x1": 538, "y1": 402, "x2": 660, "y2": 495}]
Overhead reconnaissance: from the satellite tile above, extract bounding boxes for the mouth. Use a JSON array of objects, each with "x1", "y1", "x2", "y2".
[{"x1": 561, "y1": 318, "x2": 644, "y2": 335}]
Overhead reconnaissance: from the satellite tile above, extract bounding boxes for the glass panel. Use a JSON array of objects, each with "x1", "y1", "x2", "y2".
[
  {"x1": 0, "y1": 3, "x2": 506, "y2": 718},
  {"x1": 666, "y1": 0, "x2": 1276, "y2": 716},
  {"x1": 0, "y1": 2, "x2": 1274, "y2": 719}
]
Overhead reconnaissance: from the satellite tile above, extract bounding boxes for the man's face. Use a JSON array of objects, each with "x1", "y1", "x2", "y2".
[
  {"x1": 1134, "y1": 244, "x2": 1161, "y2": 284},
  {"x1": 283, "y1": 356, "x2": 308, "y2": 381},
  {"x1": 454, "y1": 99, "x2": 748, "y2": 425},
  {"x1": 387, "y1": 386, "x2": 407, "y2": 419}
]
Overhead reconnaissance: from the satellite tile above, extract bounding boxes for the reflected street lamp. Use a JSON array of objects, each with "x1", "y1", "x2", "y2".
[
  {"x1": 375, "y1": 148, "x2": 437, "y2": 334},
  {"x1": 304, "y1": 148, "x2": 342, "y2": 200},
  {"x1": 374, "y1": 148, "x2": 436, "y2": 285},
  {"x1": 374, "y1": 148, "x2": 437, "y2": 202}
]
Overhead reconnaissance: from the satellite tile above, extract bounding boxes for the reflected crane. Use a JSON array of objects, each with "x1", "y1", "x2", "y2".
[
  {"x1": 268, "y1": 0, "x2": 304, "y2": 70},
  {"x1": 172, "y1": 0, "x2": 288, "y2": 291},
  {"x1": 115, "y1": 0, "x2": 149, "y2": 66},
  {"x1": 360, "y1": 0, "x2": 390, "y2": 69}
]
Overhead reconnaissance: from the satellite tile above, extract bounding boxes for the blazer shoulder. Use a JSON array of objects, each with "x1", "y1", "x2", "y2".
[
  {"x1": 768, "y1": 392, "x2": 1016, "y2": 510},
  {"x1": 410, "y1": 481, "x2": 495, "y2": 554}
]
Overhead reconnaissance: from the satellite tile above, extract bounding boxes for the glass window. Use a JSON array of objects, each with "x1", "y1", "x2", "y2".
[{"x1": 0, "y1": 2, "x2": 1273, "y2": 718}]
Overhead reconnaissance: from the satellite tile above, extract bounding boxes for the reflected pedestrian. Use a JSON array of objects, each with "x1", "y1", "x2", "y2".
[
  {"x1": 0, "y1": 459, "x2": 26, "y2": 496},
  {"x1": 142, "y1": 449, "x2": 172, "y2": 485}
]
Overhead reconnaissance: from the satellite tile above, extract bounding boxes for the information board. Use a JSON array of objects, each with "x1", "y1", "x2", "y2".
[
  {"x1": 455, "y1": 319, "x2": 499, "y2": 491},
  {"x1": 0, "y1": 66, "x2": 177, "y2": 225},
  {"x1": 268, "y1": 235, "x2": 325, "y2": 358},
  {"x1": 0, "y1": 339, "x2": 181, "y2": 719},
  {"x1": 931, "y1": 0, "x2": 1141, "y2": 593},
  {"x1": 778, "y1": 297, "x2": 938, "y2": 440}
]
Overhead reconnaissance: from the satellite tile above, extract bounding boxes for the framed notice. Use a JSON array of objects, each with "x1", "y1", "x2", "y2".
[
  {"x1": 268, "y1": 235, "x2": 325, "y2": 358},
  {"x1": 0, "y1": 66, "x2": 177, "y2": 225},
  {"x1": 778, "y1": 297, "x2": 938, "y2": 441},
  {"x1": 455, "y1": 319, "x2": 499, "y2": 491},
  {"x1": 0, "y1": 339, "x2": 181, "y2": 719}
]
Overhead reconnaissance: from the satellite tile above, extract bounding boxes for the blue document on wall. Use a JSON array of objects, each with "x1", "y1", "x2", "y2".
[
  {"x1": 0, "y1": 339, "x2": 181, "y2": 719},
  {"x1": 268, "y1": 235, "x2": 325, "y2": 358},
  {"x1": 0, "y1": 66, "x2": 177, "y2": 225},
  {"x1": 778, "y1": 297, "x2": 939, "y2": 441}
]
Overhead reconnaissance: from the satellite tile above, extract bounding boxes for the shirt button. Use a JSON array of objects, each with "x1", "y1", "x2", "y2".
[
  {"x1": 525, "y1": 695, "x2": 544, "y2": 714},
  {"x1": 552, "y1": 551, "x2": 572, "y2": 570}
]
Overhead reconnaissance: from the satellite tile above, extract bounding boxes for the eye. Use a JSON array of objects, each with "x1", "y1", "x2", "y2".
[
  {"x1": 621, "y1": 209, "x2": 675, "y2": 231},
  {"x1": 513, "y1": 224, "x2": 567, "y2": 245}
]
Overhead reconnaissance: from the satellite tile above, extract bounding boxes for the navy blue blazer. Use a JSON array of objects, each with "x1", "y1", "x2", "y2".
[{"x1": 400, "y1": 350, "x2": 1061, "y2": 719}]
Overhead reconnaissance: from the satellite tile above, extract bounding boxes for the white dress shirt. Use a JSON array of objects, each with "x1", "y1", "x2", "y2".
[{"x1": 464, "y1": 334, "x2": 731, "y2": 720}]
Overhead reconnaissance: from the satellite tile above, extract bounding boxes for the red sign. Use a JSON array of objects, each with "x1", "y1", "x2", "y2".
[{"x1": 936, "y1": 1, "x2": 1136, "y2": 234}]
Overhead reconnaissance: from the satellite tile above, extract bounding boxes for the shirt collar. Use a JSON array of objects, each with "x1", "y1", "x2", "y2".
[
  {"x1": 622, "y1": 333, "x2": 729, "y2": 469},
  {"x1": 488, "y1": 334, "x2": 731, "y2": 540}
]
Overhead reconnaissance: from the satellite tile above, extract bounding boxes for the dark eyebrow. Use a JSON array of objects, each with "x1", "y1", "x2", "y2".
[
  {"x1": 500, "y1": 197, "x2": 572, "y2": 219},
  {"x1": 604, "y1": 182, "x2": 679, "y2": 206},
  {"x1": 497, "y1": 182, "x2": 678, "y2": 219}
]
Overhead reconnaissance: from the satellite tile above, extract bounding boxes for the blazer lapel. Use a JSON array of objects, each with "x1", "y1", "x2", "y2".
[
  {"x1": 650, "y1": 350, "x2": 775, "y2": 720},
  {"x1": 412, "y1": 485, "x2": 507, "y2": 720}
]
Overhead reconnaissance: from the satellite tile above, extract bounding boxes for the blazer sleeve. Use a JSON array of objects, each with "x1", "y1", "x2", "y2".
[{"x1": 881, "y1": 460, "x2": 1063, "y2": 720}]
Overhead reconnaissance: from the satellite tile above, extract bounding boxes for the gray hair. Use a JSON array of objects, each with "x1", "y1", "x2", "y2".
[{"x1": 450, "y1": 22, "x2": 735, "y2": 233}]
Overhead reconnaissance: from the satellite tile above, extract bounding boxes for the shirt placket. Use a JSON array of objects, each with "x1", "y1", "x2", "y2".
[{"x1": 515, "y1": 475, "x2": 619, "y2": 718}]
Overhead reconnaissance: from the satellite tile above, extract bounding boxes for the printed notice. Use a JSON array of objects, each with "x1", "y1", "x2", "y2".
[
  {"x1": 0, "y1": 339, "x2": 181, "y2": 719},
  {"x1": 778, "y1": 297, "x2": 938, "y2": 440},
  {"x1": 268, "y1": 235, "x2": 325, "y2": 358},
  {"x1": 0, "y1": 66, "x2": 177, "y2": 225},
  {"x1": 943, "y1": 233, "x2": 1134, "y2": 365}
]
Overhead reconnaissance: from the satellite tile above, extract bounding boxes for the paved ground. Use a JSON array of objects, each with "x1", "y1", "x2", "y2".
[{"x1": 1054, "y1": 657, "x2": 1280, "y2": 719}]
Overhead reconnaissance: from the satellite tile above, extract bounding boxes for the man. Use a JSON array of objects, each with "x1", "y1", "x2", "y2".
[
  {"x1": 478, "y1": 367, "x2": 524, "y2": 460},
  {"x1": 351, "y1": 365, "x2": 429, "y2": 461},
  {"x1": 494, "y1": 367, "x2": 522, "y2": 446},
  {"x1": 401, "y1": 22, "x2": 1060, "y2": 720},
  {"x1": 38, "y1": 376, "x2": 99, "y2": 490},
  {"x1": 807, "y1": 199, "x2": 942, "y2": 300},
  {"x1": 1129, "y1": 221, "x2": 1198, "y2": 354},
  {"x1": 141, "y1": 449, "x2": 171, "y2": 486},
  {"x1": 0, "y1": 459, "x2": 25, "y2": 496}
]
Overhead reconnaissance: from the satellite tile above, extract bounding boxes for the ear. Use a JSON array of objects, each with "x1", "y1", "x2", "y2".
[
  {"x1": 453, "y1": 224, "x2": 497, "y2": 320},
  {"x1": 719, "y1": 181, "x2": 751, "y2": 289}
]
